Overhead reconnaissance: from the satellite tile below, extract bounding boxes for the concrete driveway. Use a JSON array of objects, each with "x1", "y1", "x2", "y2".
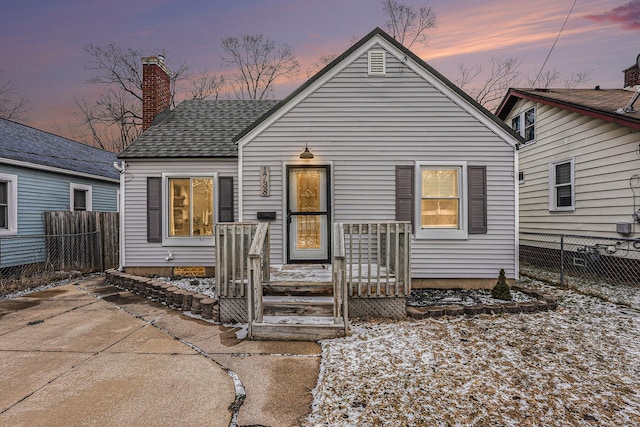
[{"x1": 0, "y1": 276, "x2": 321, "y2": 427}]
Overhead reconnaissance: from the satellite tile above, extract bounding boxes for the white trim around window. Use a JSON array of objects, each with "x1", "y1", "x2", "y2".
[
  {"x1": 549, "y1": 158, "x2": 575, "y2": 212},
  {"x1": 0, "y1": 173, "x2": 18, "y2": 235},
  {"x1": 161, "y1": 172, "x2": 217, "y2": 247},
  {"x1": 69, "y1": 183, "x2": 92, "y2": 212},
  {"x1": 415, "y1": 161, "x2": 468, "y2": 240},
  {"x1": 511, "y1": 106, "x2": 536, "y2": 144}
]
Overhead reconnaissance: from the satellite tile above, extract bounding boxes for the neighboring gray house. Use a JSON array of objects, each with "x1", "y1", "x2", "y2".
[
  {"x1": 496, "y1": 67, "x2": 640, "y2": 239},
  {"x1": 0, "y1": 118, "x2": 119, "y2": 268},
  {"x1": 119, "y1": 28, "x2": 520, "y2": 288}
]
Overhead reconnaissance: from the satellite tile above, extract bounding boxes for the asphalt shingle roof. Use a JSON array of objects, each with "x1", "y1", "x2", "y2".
[
  {"x1": 497, "y1": 88, "x2": 640, "y2": 130},
  {"x1": 118, "y1": 99, "x2": 280, "y2": 159},
  {"x1": 0, "y1": 117, "x2": 119, "y2": 180}
]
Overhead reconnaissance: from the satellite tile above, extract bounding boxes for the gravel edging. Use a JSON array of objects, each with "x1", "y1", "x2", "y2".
[{"x1": 407, "y1": 285, "x2": 557, "y2": 319}]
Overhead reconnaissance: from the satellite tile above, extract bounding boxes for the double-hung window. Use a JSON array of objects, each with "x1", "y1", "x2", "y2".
[
  {"x1": 0, "y1": 173, "x2": 18, "y2": 234},
  {"x1": 415, "y1": 162, "x2": 468, "y2": 239},
  {"x1": 511, "y1": 107, "x2": 535, "y2": 143},
  {"x1": 549, "y1": 159, "x2": 575, "y2": 211},
  {"x1": 70, "y1": 183, "x2": 92, "y2": 212}
]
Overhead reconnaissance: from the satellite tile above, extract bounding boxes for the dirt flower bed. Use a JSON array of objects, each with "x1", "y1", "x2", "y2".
[{"x1": 305, "y1": 276, "x2": 640, "y2": 426}]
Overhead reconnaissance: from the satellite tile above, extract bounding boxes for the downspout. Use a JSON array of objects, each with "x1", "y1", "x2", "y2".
[
  {"x1": 238, "y1": 143, "x2": 243, "y2": 222},
  {"x1": 514, "y1": 146, "x2": 519, "y2": 280},
  {"x1": 114, "y1": 160, "x2": 126, "y2": 271}
]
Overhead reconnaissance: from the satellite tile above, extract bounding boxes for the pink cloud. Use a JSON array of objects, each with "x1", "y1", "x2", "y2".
[{"x1": 585, "y1": 0, "x2": 640, "y2": 30}]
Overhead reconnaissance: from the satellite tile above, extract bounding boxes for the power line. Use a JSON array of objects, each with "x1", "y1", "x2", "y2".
[{"x1": 530, "y1": 0, "x2": 578, "y2": 89}]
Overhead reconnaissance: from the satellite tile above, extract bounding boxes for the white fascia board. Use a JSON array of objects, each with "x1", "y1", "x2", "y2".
[{"x1": 0, "y1": 157, "x2": 120, "y2": 184}]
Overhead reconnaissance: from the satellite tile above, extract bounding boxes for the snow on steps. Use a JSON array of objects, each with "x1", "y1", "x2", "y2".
[{"x1": 250, "y1": 316, "x2": 347, "y2": 341}]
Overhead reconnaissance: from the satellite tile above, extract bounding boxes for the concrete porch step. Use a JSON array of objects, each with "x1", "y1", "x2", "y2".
[
  {"x1": 250, "y1": 316, "x2": 347, "y2": 341},
  {"x1": 262, "y1": 295, "x2": 334, "y2": 317}
]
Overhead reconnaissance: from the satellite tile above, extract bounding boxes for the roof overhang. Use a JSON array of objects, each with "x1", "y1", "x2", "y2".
[
  {"x1": 235, "y1": 27, "x2": 522, "y2": 149},
  {"x1": 497, "y1": 88, "x2": 640, "y2": 131},
  {"x1": 0, "y1": 157, "x2": 120, "y2": 183}
]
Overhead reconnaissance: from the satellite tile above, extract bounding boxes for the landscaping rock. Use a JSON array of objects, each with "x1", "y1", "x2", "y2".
[
  {"x1": 407, "y1": 306, "x2": 428, "y2": 319},
  {"x1": 444, "y1": 305, "x2": 464, "y2": 316},
  {"x1": 191, "y1": 293, "x2": 209, "y2": 315}
]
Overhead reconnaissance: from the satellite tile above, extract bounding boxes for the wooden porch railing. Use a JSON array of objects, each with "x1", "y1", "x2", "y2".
[
  {"x1": 246, "y1": 223, "x2": 270, "y2": 338},
  {"x1": 341, "y1": 222, "x2": 411, "y2": 297},
  {"x1": 215, "y1": 223, "x2": 260, "y2": 298},
  {"x1": 332, "y1": 223, "x2": 349, "y2": 334}
]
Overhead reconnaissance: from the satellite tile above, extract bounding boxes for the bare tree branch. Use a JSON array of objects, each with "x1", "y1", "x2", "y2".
[
  {"x1": 382, "y1": 0, "x2": 437, "y2": 48},
  {"x1": 0, "y1": 71, "x2": 31, "y2": 120},
  {"x1": 563, "y1": 68, "x2": 593, "y2": 88},
  {"x1": 527, "y1": 68, "x2": 561, "y2": 88},
  {"x1": 76, "y1": 43, "x2": 205, "y2": 151},
  {"x1": 221, "y1": 34, "x2": 300, "y2": 100},
  {"x1": 186, "y1": 70, "x2": 226, "y2": 100},
  {"x1": 457, "y1": 57, "x2": 522, "y2": 110}
]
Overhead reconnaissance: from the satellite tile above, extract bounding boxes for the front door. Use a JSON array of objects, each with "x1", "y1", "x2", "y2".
[{"x1": 287, "y1": 166, "x2": 330, "y2": 263}]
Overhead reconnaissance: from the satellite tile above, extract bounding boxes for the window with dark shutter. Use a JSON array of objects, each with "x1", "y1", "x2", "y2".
[
  {"x1": 147, "y1": 177, "x2": 162, "y2": 242},
  {"x1": 468, "y1": 166, "x2": 487, "y2": 234},
  {"x1": 396, "y1": 165, "x2": 414, "y2": 227},
  {"x1": 218, "y1": 176, "x2": 234, "y2": 223}
]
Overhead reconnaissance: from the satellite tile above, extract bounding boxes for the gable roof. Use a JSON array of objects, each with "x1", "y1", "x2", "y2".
[
  {"x1": 118, "y1": 99, "x2": 279, "y2": 159},
  {"x1": 496, "y1": 88, "x2": 640, "y2": 131},
  {"x1": 0, "y1": 117, "x2": 119, "y2": 181},
  {"x1": 234, "y1": 27, "x2": 523, "y2": 145}
]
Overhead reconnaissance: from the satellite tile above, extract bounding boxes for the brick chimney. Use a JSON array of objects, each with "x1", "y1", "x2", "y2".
[
  {"x1": 623, "y1": 63, "x2": 640, "y2": 88},
  {"x1": 142, "y1": 55, "x2": 171, "y2": 131}
]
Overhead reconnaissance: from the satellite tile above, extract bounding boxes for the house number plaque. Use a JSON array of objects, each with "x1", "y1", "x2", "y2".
[{"x1": 260, "y1": 166, "x2": 270, "y2": 197}]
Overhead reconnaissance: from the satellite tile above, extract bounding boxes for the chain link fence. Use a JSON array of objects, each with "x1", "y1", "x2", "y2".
[
  {"x1": 520, "y1": 232, "x2": 640, "y2": 286},
  {"x1": 0, "y1": 231, "x2": 104, "y2": 296}
]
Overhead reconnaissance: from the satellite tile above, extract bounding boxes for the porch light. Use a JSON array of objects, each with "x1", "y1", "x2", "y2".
[{"x1": 299, "y1": 144, "x2": 314, "y2": 159}]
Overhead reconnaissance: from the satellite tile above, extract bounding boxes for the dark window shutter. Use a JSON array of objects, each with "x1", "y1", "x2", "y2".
[
  {"x1": 218, "y1": 176, "x2": 234, "y2": 223},
  {"x1": 468, "y1": 166, "x2": 487, "y2": 234},
  {"x1": 396, "y1": 166, "x2": 414, "y2": 227},
  {"x1": 147, "y1": 177, "x2": 162, "y2": 242}
]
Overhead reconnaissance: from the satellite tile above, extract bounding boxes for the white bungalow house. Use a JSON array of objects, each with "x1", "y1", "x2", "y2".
[
  {"x1": 118, "y1": 28, "x2": 520, "y2": 333},
  {"x1": 496, "y1": 67, "x2": 640, "y2": 239}
]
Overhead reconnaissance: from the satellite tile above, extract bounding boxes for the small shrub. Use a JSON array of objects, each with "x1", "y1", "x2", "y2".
[{"x1": 492, "y1": 269, "x2": 512, "y2": 301}]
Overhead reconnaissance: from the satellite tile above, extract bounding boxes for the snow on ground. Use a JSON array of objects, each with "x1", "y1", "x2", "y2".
[
  {"x1": 155, "y1": 276, "x2": 216, "y2": 297},
  {"x1": 305, "y1": 275, "x2": 640, "y2": 426}
]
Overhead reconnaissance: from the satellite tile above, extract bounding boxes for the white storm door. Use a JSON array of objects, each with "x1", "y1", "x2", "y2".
[{"x1": 287, "y1": 166, "x2": 330, "y2": 262}]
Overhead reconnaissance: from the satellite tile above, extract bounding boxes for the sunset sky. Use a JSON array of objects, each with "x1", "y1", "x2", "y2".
[{"x1": 1, "y1": 0, "x2": 638, "y2": 142}]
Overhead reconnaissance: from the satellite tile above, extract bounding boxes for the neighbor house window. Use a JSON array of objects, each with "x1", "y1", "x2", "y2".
[
  {"x1": 518, "y1": 171, "x2": 525, "y2": 184},
  {"x1": 415, "y1": 162, "x2": 468, "y2": 239},
  {"x1": 0, "y1": 174, "x2": 18, "y2": 234},
  {"x1": 69, "y1": 183, "x2": 92, "y2": 212},
  {"x1": 511, "y1": 107, "x2": 535, "y2": 143},
  {"x1": 549, "y1": 159, "x2": 575, "y2": 211}
]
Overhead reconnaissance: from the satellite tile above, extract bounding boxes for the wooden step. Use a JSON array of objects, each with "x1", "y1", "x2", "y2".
[
  {"x1": 250, "y1": 316, "x2": 347, "y2": 341},
  {"x1": 262, "y1": 296, "x2": 334, "y2": 317},
  {"x1": 263, "y1": 281, "x2": 333, "y2": 297}
]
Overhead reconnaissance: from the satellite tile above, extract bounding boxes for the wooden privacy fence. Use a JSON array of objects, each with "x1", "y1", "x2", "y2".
[{"x1": 43, "y1": 211, "x2": 119, "y2": 272}]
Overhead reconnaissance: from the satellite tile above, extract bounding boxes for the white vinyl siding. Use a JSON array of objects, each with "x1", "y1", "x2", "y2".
[
  {"x1": 241, "y1": 47, "x2": 517, "y2": 279},
  {"x1": 510, "y1": 98, "x2": 640, "y2": 237},
  {"x1": 122, "y1": 159, "x2": 237, "y2": 267}
]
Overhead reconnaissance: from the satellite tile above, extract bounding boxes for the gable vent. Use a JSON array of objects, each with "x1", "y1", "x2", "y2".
[{"x1": 368, "y1": 50, "x2": 386, "y2": 76}]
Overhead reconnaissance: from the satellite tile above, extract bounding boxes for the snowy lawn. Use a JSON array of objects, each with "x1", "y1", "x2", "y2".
[{"x1": 305, "y1": 277, "x2": 640, "y2": 426}]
